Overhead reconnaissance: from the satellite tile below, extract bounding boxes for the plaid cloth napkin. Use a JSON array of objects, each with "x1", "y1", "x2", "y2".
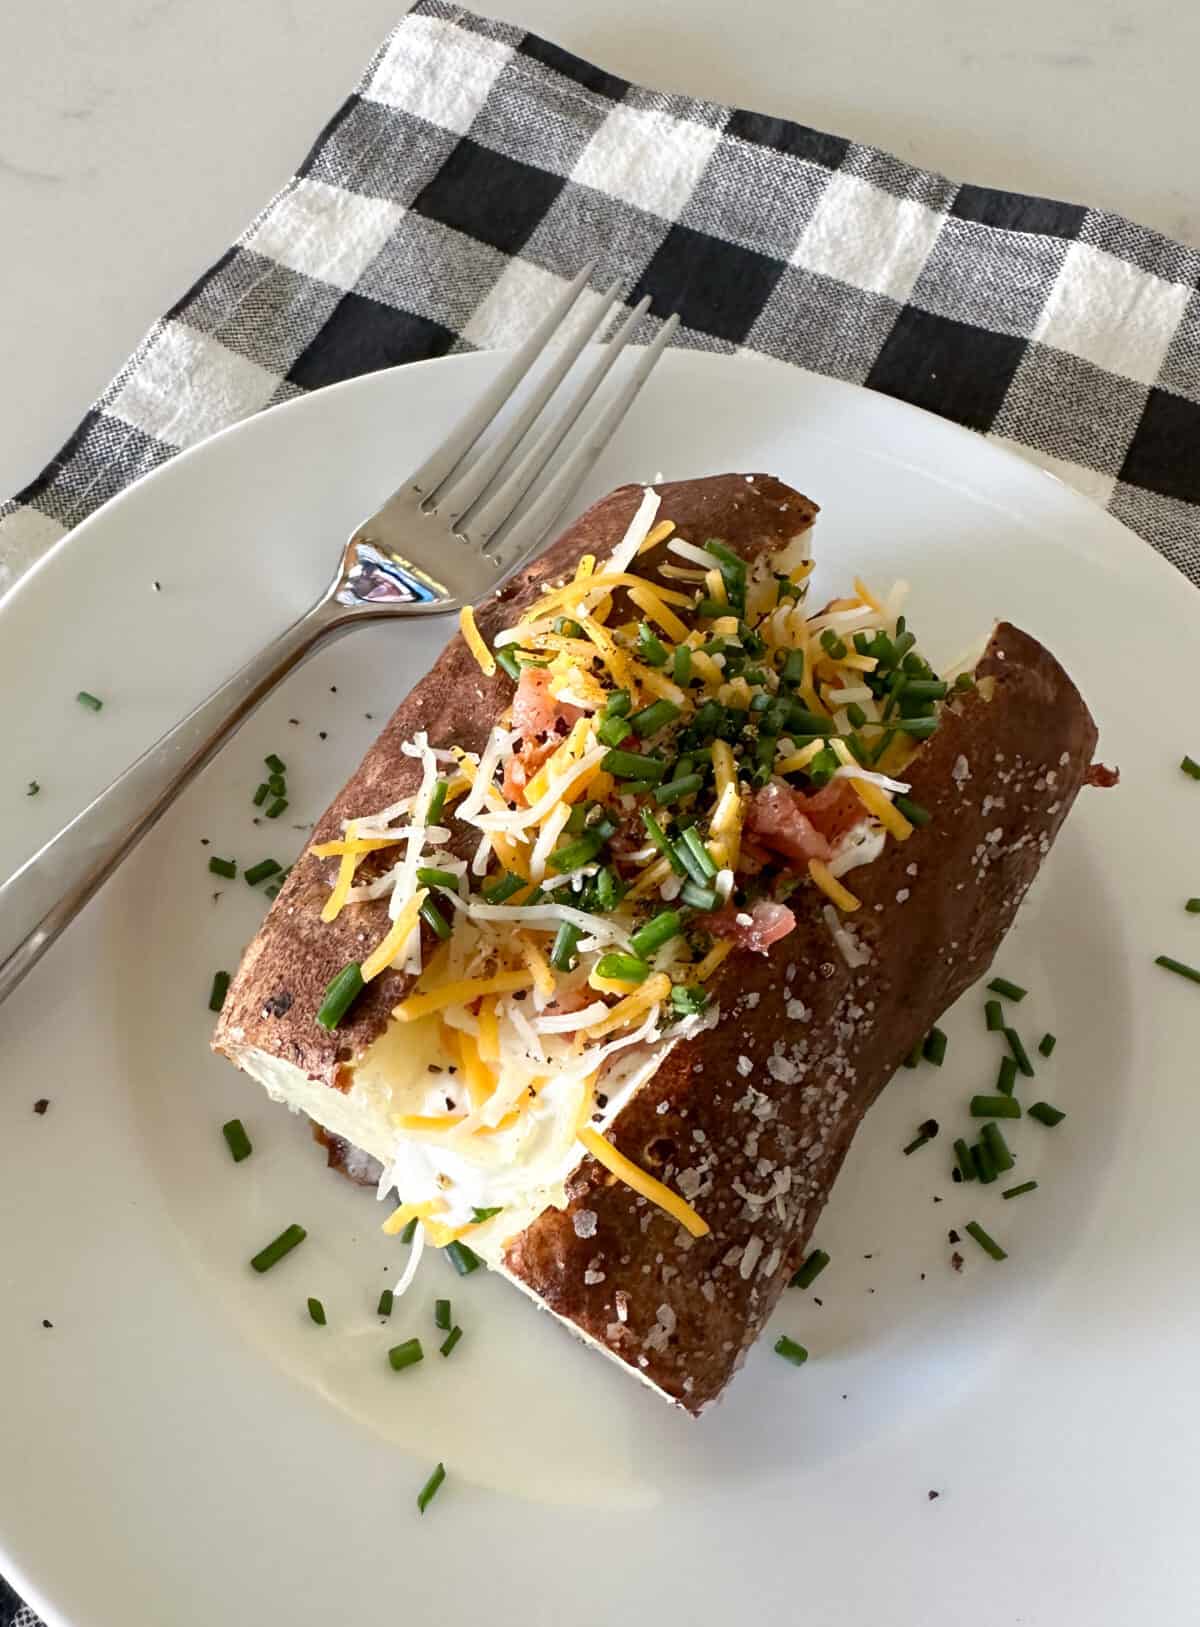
[{"x1": 3, "y1": 4, "x2": 1199, "y2": 1619}]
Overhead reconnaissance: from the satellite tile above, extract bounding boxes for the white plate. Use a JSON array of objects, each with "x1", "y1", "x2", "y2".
[{"x1": 2, "y1": 351, "x2": 1199, "y2": 1627}]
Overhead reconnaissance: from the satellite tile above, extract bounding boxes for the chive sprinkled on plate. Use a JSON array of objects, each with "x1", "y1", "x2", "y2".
[
  {"x1": 1028, "y1": 1101, "x2": 1066, "y2": 1127},
  {"x1": 964, "y1": 1221, "x2": 1007, "y2": 1261},
  {"x1": 902, "y1": 1038, "x2": 923, "y2": 1069},
  {"x1": 970, "y1": 1094, "x2": 1020, "y2": 1119},
  {"x1": 790, "y1": 1248, "x2": 829, "y2": 1290},
  {"x1": 903, "y1": 1118, "x2": 939, "y2": 1155},
  {"x1": 1181, "y1": 756, "x2": 1200, "y2": 781},
  {"x1": 435, "y1": 1299, "x2": 451, "y2": 1331},
  {"x1": 996, "y1": 1054, "x2": 1018, "y2": 1096},
  {"x1": 221, "y1": 1118, "x2": 252, "y2": 1162},
  {"x1": 984, "y1": 999, "x2": 1004, "y2": 1031},
  {"x1": 444, "y1": 1240, "x2": 481, "y2": 1276},
  {"x1": 774, "y1": 1335, "x2": 809, "y2": 1367},
  {"x1": 316, "y1": 962, "x2": 363, "y2": 1030},
  {"x1": 244, "y1": 858, "x2": 282, "y2": 887},
  {"x1": 1038, "y1": 1032, "x2": 1057, "y2": 1057},
  {"x1": 208, "y1": 970, "x2": 231, "y2": 1012},
  {"x1": 972, "y1": 1142, "x2": 997, "y2": 1184},
  {"x1": 377, "y1": 1289, "x2": 394, "y2": 1318},
  {"x1": 439, "y1": 1326, "x2": 463, "y2": 1358},
  {"x1": 1004, "y1": 1027, "x2": 1035, "y2": 1077},
  {"x1": 253, "y1": 783, "x2": 269, "y2": 806},
  {"x1": 953, "y1": 1139, "x2": 975, "y2": 1182},
  {"x1": 208, "y1": 856, "x2": 237, "y2": 879},
  {"x1": 250, "y1": 1224, "x2": 306, "y2": 1274},
  {"x1": 1187, "y1": 899, "x2": 1200, "y2": 914},
  {"x1": 76, "y1": 691, "x2": 103, "y2": 712},
  {"x1": 1003, "y1": 1180, "x2": 1038, "y2": 1199},
  {"x1": 987, "y1": 976, "x2": 1027, "y2": 1001},
  {"x1": 307, "y1": 1297, "x2": 326, "y2": 1326},
  {"x1": 1156, "y1": 954, "x2": 1200, "y2": 986},
  {"x1": 265, "y1": 796, "x2": 288, "y2": 819},
  {"x1": 922, "y1": 1026, "x2": 947, "y2": 1066},
  {"x1": 417, "y1": 1462, "x2": 446, "y2": 1514},
  {"x1": 388, "y1": 1337, "x2": 424, "y2": 1372},
  {"x1": 980, "y1": 1121, "x2": 1015, "y2": 1173},
  {"x1": 26, "y1": 781, "x2": 39, "y2": 796},
  {"x1": 264, "y1": 754, "x2": 286, "y2": 776}
]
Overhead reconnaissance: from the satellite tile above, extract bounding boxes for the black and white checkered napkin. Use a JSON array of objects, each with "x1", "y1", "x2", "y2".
[
  {"x1": 2, "y1": 4, "x2": 1199, "y2": 1619},
  {"x1": 4, "y1": 0, "x2": 1200, "y2": 603}
]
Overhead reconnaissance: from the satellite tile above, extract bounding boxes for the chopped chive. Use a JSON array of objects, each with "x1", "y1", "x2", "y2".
[
  {"x1": 602, "y1": 747, "x2": 666, "y2": 781},
  {"x1": 894, "y1": 794, "x2": 932, "y2": 827},
  {"x1": 789, "y1": 1248, "x2": 830, "y2": 1290},
  {"x1": 267, "y1": 773, "x2": 287, "y2": 797},
  {"x1": 425, "y1": 778, "x2": 449, "y2": 824},
  {"x1": 1155, "y1": 954, "x2": 1200, "y2": 986},
  {"x1": 654, "y1": 773, "x2": 704, "y2": 806},
  {"x1": 548, "y1": 833, "x2": 606, "y2": 873},
  {"x1": 629, "y1": 699, "x2": 681, "y2": 737},
  {"x1": 604, "y1": 689, "x2": 631, "y2": 718},
  {"x1": 440, "y1": 1325, "x2": 464, "y2": 1358},
  {"x1": 984, "y1": 998, "x2": 1004, "y2": 1031},
  {"x1": 472, "y1": 1206, "x2": 502, "y2": 1223},
  {"x1": 265, "y1": 796, "x2": 288, "y2": 819},
  {"x1": 781, "y1": 648, "x2": 805, "y2": 687},
  {"x1": 980, "y1": 1121, "x2": 1015, "y2": 1174},
  {"x1": 550, "y1": 920, "x2": 582, "y2": 972},
  {"x1": 697, "y1": 597, "x2": 728, "y2": 617},
  {"x1": 785, "y1": 706, "x2": 833, "y2": 736},
  {"x1": 400, "y1": 1218, "x2": 418, "y2": 1245},
  {"x1": 250, "y1": 1224, "x2": 307, "y2": 1273},
  {"x1": 316, "y1": 962, "x2": 364, "y2": 1030},
  {"x1": 419, "y1": 897, "x2": 452, "y2": 941},
  {"x1": 221, "y1": 1118, "x2": 252, "y2": 1162},
  {"x1": 417, "y1": 1462, "x2": 446, "y2": 1514},
  {"x1": 1038, "y1": 1032, "x2": 1057, "y2": 1057},
  {"x1": 970, "y1": 1094, "x2": 1021, "y2": 1119},
  {"x1": 1028, "y1": 1101, "x2": 1066, "y2": 1127},
  {"x1": 996, "y1": 1054, "x2": 1018, "y2": 1096},
  {"x1": 264, "y1": 754, "x2": 286, "y2": 775},
  {"x1": 1182, "y1": 756, "x2": 1200, "y2": 781},
  {"x1": 672, "y1": 644, "x2": 693, "y2": 684},
  {"x1": 253, "y1": 783, "x2": 269, "y2": 806},
  {"x1": 307, "y1": 1297, "x2": 326, "y2": 1325},
  {"x1": 1187, "y1": 898, "x2": 1200, "y2": 914},
  {"x1": 774, "y1": 1335, "x2": 809, "y2": 1367},
  {"x1": 387, "y1": 1337, "x2": 424, "y2": 1372},
  {"x1": 670, "y1": 984, "x2": 708, "y2": 1016},
  {"x1": 208, "y1": 856, "x2": 237, "y2": 879},
  {"x1": 640, "y1": 809, "x2": 687, "y2": 874},
  {"x1": 26, "y1": 780, "x2": 40, "y2": 796},
  {"x1": 902, "y1": 679, "x2": 948, "y2": 700},
  {"x1": 596, "y1": 952, "x2": 651, "y2": 983},
  {"x1": 435, "y1": 1298, "x2": 451, "y2": 1331},
  {"x1": 208, "y1": 970, "x2": 231, "y2": 1012},
  {"x1": 903, "y1": 1118, "x2": 939, "y2": 1156},
  {"x1": 377, "y1": 1289, "x2": 394, "y2": 1318},
  {"x1": 972, "y1": 1142, "x2": 997, "y2": 1184},
  {"x1": 263, "y1": 883, "x2": 282, "y2": 900},
  {"x1": 922, "y1": 1026, "x2": 947, "y2": 1066},
  {"x1": 495, "y1": 646, "x2": 522, "y2": 681},
  {"x1": 76, "y1": 691, "x2": 103, "y2": 711},
  {"x1": 1003, "y1": 1180, "x2": 1038, "y2": 1200},
  {"x1": 964, "y1": 1220, "x2": 1007, "y2": 1261},
  {"x1": 1004, "y1": 1028, "x2": 1035, "y2": 1077},
  {"x1": 846, "y1": 702, "x2": 867, "y2": 728},
  {"x1": 679, "y1": 880, "x2": 719, "y2": 911},
  {"x1": 445, "y1": 1240, "x2": 481, "y2": 1277},
  {"x1": 955, "y1": 672, "x2": 975, "y2": 690},
  {"x1": 637, "y1": 625, "x2": 668, "y2": 667},
  {"x1": 244, "y1": 858, "x2": 282, "y2": 886},
  {"x1": 679, "y1": 826, "x2": 717, "y2": 879},
  {"x1": 483, "y1": 871, "x2": 526, "y2": 903},
  {"x1": 987, "y1": 977, "x2": 1027, "y2": 1001},
  {"x1": 631, "y1": 910, "x2": 682, "y2": 959},
  {"x1": 953, "y1": 1138, "x2": 975, "y2": 1182},
  {"x1": 902, "y1": 1038, "x2": 924, "y2": 1069},
  {"x1": 417, "y1": 866, "x2": 459, "y2": 890}
]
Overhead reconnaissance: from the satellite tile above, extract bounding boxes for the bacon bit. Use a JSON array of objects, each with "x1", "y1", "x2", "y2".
[
  {"x1": 709, "y1": 899, "x2": 796, "y2": 952},
  {"x1": 745, "y1": 782, "x2": 832, "y2": 864},
  {"x1": 510, "y1": 666, "x2": 583, "y2": 743},
  {"x1": 1086, "y1": 761, "x2": 1119, "y2": 788}
]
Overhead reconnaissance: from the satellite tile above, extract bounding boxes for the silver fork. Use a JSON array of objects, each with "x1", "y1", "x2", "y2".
[{"x1": 0, "y1": 265, "x2": 679, "y2": 1006}]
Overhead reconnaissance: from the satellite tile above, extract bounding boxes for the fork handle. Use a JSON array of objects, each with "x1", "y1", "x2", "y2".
[{"x1": 0, "y1": 592, "x2": 353, "y2": 1009}]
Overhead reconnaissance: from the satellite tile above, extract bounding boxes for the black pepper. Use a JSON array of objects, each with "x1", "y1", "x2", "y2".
[{"x1": 33, "y1": 1098, "x2": 49, "y2": 1115}]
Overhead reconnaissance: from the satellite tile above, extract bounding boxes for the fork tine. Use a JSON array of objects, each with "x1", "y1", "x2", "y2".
[
  {"x1": 439, "y1": 280, "x2": 623, "y2": 522},
  {"x1": 485, "y1": 313, "x2": 680, "y2": 574},
  {"x1": 405, "y1": 260, "x2": 596, "y2": 501},
  {"x1": 460, "y1": 295, "x2": 653, "y2": 548}
]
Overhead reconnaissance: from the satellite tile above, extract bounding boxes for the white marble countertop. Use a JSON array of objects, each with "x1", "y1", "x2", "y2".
[{"x1": 2, "y1": 0, "x2": 1196, "y2": 506}]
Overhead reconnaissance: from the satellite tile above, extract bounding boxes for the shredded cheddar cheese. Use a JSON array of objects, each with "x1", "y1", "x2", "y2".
[
  {"x1": 361, "y1": 890, "x2": 428, "y2": 982},
  {"x1": 460, "y1": 605, "x2": 496, "y2": 676},
  {"x1": 585, "y1": 973, "x2": 672, "y2": 1038},
  {"x1": 393, "y1": 969, "x2": 536, "y2": 1022},
  {"x1": 578, "y1": 1127, "x2": 709, "y2": 1238},
  {"x1": 808, "y1": 859, "x2": 861, "y2": 912},
  {"x1": 695, "y1": 940, "x2": 733, "y2": 981}
]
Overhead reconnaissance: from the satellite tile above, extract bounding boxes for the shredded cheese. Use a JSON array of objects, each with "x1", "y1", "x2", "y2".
[
  {"x1": 393, "y1": 969, "x2": 535, "y2": 1023},
  {"x1": 361, "y1": 890, "x2": 428, "y2": 982},
  {"x1": 586, "y1": 973, "x2": 671, "y2": 1037},
  {"x1": 518, "y1": 935, "x2": 555, "y2": 999},
  {"x1": 637, "y1": 518, "x2": 676, "y2": 554},
  {"x1": 577, "y1": 1127, "x2": 709, "y2": 1238},
  {"x1": 312, "y1": 835, "x2": 402, "y2": 858},
  {"x1": 829, "y1": 740, "x2": 914, "y2": 840},
  {"x1": 808, "y1": 858, "x2": 861, "y2": 912},
  {"x1": 459, "y1": 606, "x2": 496, "y2": 676},
  {"x1": 382, "y1": 1198, "x2": 444, "y2": 1237},
  {"x1": 712, "y1": 739, "x2": 737, "y2": 801},
  {"x1": 695, "y1": 940, "x2": 733, "y2": 981},
  {"x1": 776, "y1": 740, "x2": 827, "y2": 774},
  {"x1": 627, "y1": 582, "x2": 690, "y2": 643},
  {"x1": 853, "y1": 576, "x2": 885, "y2": 614},
  {"x1": 704, "y1": 567, "x2": 728, "y2": 605}
]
